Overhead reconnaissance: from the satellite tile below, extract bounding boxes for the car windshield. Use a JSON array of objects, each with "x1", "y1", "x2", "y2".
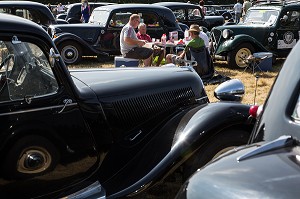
[
  {"x1": 89, "y1": 10, "x2": 110, "y2": 26},
  {"x1": 244, "y1": 9, "x2": 279, "y2": 25}
]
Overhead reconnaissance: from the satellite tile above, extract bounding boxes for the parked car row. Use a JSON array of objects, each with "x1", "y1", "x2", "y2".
[
  {"x1": 211, "y1": 0, "x2": 300, "y2": 68},
  {"x1": 0, "y1": 12, "x2": 254, "y2": 198}
]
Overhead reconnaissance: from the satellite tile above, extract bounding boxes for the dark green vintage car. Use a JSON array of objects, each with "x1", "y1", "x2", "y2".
[{"x1": 211, "y1": 0, "x2": 300, "y2": 68}]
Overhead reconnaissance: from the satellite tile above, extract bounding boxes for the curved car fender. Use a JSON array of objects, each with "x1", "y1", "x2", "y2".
[
  {"x1": 216, "y1": 34, "x2": 268, "y2": 55},
  {"x1": 53, "y1": 33, "x2": 107, "y2": 55},
  {"x1": 171, "y1": 101, "x2": 252, "y2": 149},
  {"x1": 107, "y1": 102, "x2": 252, "y2": 198}
]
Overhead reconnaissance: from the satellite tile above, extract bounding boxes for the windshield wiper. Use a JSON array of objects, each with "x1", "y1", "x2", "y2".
[{"x1": 237, "y1": 135, "x2": 299, "y2": 162}]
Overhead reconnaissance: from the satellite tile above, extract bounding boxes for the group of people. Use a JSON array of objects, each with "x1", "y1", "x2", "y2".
[
  {"x1": 47, "y1": 1, "x2": 91, "y2": 23},
  {"x1": 233, "y1": 0, "x2": 252, "y2": 24},
  {"x1": 120, "y1": 14, "x2": 209, "y2": 67}
]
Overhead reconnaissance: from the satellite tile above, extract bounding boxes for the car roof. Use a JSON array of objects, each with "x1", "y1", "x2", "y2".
[
  {"x1": 0, "y1": 1, "x2": 54, "y2": 20},
  {"x1": 94, "y1": 3, "x2": 175, "y2": 14},
  {"x1": 68, "y1": 2, "x2": 115, "y2": 8},
  {"x1": 153, "y1": 2, "x2": 200, "y2": 9},
  {"x1": 0, "y1": 13, "x2": 51, "y2": 40}
]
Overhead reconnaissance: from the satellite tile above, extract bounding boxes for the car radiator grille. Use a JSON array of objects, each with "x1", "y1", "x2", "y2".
[
  {"x1": 111, "y1": 87, "x2": 196, "y2": 129},
  {"x1": 211, "y1": 29, "x2": 222, "y2": 54}
]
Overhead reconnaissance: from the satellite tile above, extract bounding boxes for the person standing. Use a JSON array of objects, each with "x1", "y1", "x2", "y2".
[
  {"x1": 233, "y1": 0, "x2": 243, "y2": 24},
  {"x1": 243, "y1": 0, "x2": 252, "y2": 16},
  {"x1": 56, "y1": 3, "x2": 65, "y2": 14},
  {"x1": 120, "y1": 14, "x2": 153, "y2": 66},
  {"x1": 81, "y1": 0, "x2": 91, "y2": 23},
  {"x1": 136, "y1": 23, "x2": 165, "y2": 66},
  {"x1": 199, "y1": 0, "x2": 207, "y2": 16}
]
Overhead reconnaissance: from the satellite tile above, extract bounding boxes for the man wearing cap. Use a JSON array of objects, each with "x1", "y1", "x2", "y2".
[{"x1": 166, "y1": 24, "x2": 204, "y2": 64}]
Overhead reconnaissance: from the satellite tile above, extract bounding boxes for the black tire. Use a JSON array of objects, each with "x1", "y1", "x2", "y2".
[
  {"x1": 183, "y1": 129, "x2": 250, "y2": 180},
  {"x1": 2, "y1": 135, "x2": 60, "y2": 179},
  {"x1": 227, "y1": 43, "x2": 254, "y2": 68},
  {"x1": 58, "y1": 41, "x2": 82, "y2": 65}
]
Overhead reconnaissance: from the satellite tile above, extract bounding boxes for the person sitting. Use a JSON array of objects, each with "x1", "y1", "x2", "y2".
[
  {"x1": 120, "y1": 14, "x2": 153, "y2": 66},
  {"x1": 166, "y1": 24, "x2": 211, "y2": 77},
  {"x1": 136, "y1": 23, "x2": 165, "y2": 66}
]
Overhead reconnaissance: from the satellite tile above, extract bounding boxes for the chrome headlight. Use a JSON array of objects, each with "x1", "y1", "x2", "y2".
[{"x1": 222, "y1": 29, "x2": 233, "y2": 39}]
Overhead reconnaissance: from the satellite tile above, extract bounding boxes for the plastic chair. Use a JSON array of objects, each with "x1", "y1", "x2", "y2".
[{"x1": 189, "y1": 46, "x2": 208, "y2": 76}]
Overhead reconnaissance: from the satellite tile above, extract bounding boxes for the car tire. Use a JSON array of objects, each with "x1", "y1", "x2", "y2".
[
  {"x1": 58, "y1": 41, "x2": 82, "y2": 65},
  {"x1": 182, "y1": 129, "x2": 250, "y2": 180},
  {"x1": 227, "y1": 43, "x2": 254, "y2": 68},
  {"x1": 2, "y1": 135, "x2": 60, "y2": 179}
]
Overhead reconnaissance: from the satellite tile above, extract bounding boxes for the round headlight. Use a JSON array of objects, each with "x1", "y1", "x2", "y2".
[{"x1": 222, "y1": 29, "x2": 233, "y2": 39}]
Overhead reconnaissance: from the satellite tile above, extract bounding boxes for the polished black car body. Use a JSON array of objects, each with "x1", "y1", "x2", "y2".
[
  {"x1": 153, "y1": 2, "x2": 225, "y2": 30},
  {"x1": 58, "y1": 2, "x2": 115, "y2": 23},
  {"x1": 205, "y1": 5, "x2": 233, "y2": 20},
  {"x1": 176, "y1": 35, "x2": 300, "y2": 199},
  {"x1": 49, "y1": 4, "x2": 185, "y2": 64},
  {"x1": 0, "y1": 13, "x2": 254, "y2": 199},
  {"x1": 0, "y1": 0, "x2": 67, "y2": 27}
]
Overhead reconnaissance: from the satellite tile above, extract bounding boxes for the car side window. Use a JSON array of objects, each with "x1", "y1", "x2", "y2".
[
  {"x1": 140, "y1": 12, "x2": 160, "y2": 28},
  {"x1": 109, "y1": 12, "x2": 132, "y2": 27},
  {"x1": 292, "y1": 93, "x2": 300, "y2": 123},
  {"x1": 173, "y1": 9, "x2": 186, "y2": 20},
  {"x1": 0, "y1": 38, "x2": 58, "y2": 103},
  {"x1": 188, "y1": 8, "x2": 203, "y2": 19},
  {"x1": 281, "y1": 10, "x2": 300, "y2": 27}
]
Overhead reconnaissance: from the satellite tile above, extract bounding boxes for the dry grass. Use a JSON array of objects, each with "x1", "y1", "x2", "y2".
[{"x1": 69, "y1": 57, "x2": 285, "y2": 106}]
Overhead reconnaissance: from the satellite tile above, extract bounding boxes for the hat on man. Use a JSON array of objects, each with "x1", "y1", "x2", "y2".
[{"x1": 188, "y1": 24, "x2": 200, "y2": 33}]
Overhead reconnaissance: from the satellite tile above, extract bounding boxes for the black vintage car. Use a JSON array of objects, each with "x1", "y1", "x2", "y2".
[
  {"x1": 0, "y1": 0, "x2": 68, "y2": 27},
  {"x1": 0, "y1": 13, "x2": 254, "y2": 198},
  {"x1": 57, "y1": 2, "x2": 115, "y2": 23},
  {"x1": 49, "y1": 4, "x2": 185, "y2": 64},
  {"x1": 153, "y1": 2, "x2": 225, "y2": 30},
  {"x1": 176, "y1": 41, "x2": 300, "y2": 199}
]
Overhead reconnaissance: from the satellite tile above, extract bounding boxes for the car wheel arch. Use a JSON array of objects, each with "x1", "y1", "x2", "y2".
[{"x1": 182, "y1": 126, "x2": 252, "y2": 180}]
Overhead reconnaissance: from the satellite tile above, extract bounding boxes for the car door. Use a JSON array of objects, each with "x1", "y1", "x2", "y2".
[
  {"x1": 0, "y1": 35, "x2": 98, "y2": 197},
  {"x1": 276, "y1": 9, "x2": 300, "y2": 57}
]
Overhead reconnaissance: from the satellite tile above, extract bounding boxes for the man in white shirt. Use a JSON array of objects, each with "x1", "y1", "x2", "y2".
[
  {"x1": 120, "y1": 14, "x2": 153, "y2": 66},
  {"x1": 199, "y1": 26, "x2": 210, "y2": 53},
  {"x1": 233, "y1": 0, "x2": 243, "y2": 24}
]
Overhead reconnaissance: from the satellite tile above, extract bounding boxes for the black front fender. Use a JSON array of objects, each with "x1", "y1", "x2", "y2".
[
  {"x1": 106, "y1": 102, "x2": 253, "y2": 198},
  {"x1": 172, "y1": 101, "x2": 252, "y2": 148},
  {"x1": 54, "y1": 33, "x2": 107, "y2": 56}
]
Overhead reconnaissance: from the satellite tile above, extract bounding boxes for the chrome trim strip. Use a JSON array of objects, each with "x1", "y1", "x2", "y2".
[
  {"x1": 0, "y1": 103, "x2": 78, "y2": 117},
  {"x1": 61, "y1": 181, "x2": 106, "y2": 199},
  {"x1": 237, "y1": 135, "x2": 293, "y2": 162}
]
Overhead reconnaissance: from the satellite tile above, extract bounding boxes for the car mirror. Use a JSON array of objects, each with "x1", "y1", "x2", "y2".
[
  {"x1": 214, "y1": 79, "x2": 245, "y2": 102},
  {"x1": 49, "y1": 48, "x2": 60, "y2": 67}
]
